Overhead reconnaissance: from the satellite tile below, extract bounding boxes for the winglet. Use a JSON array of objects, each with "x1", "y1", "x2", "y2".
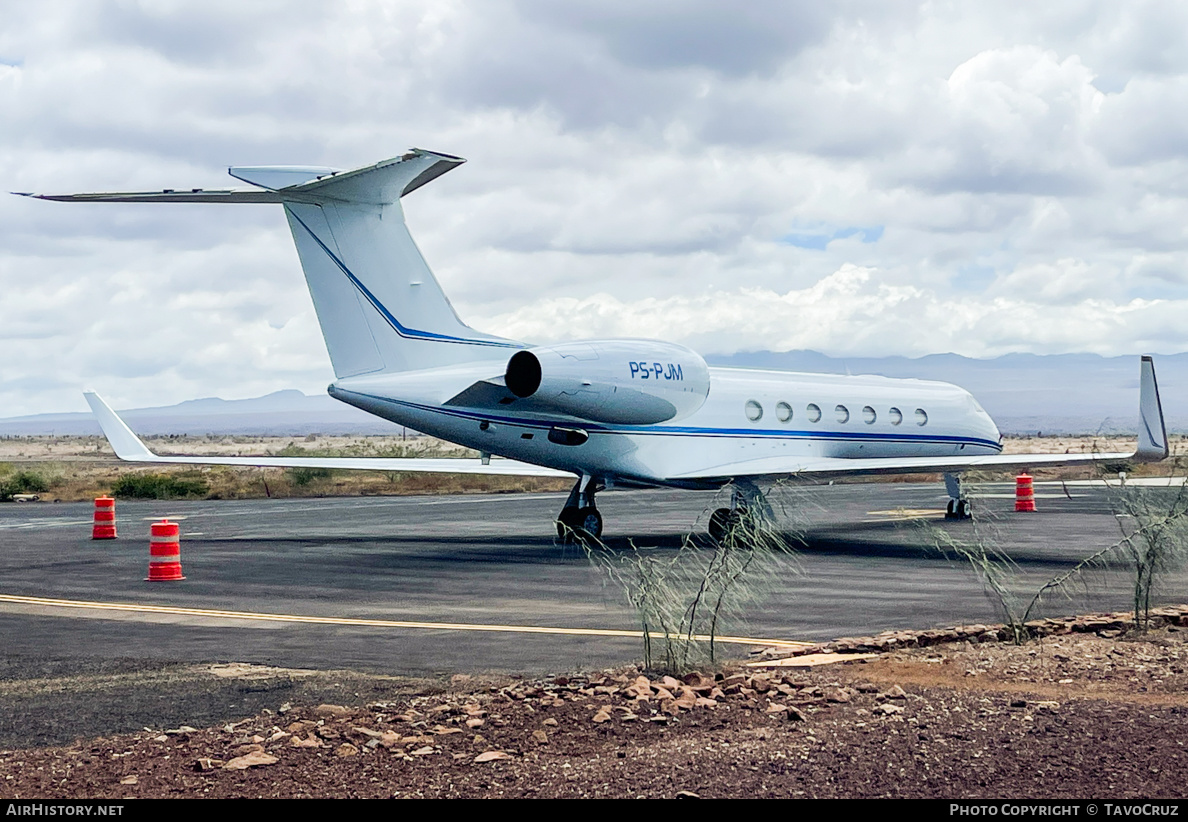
[
  {"x1": 1134, "y1": 355, "x2": 1168, "y2": 461},
  {"x1": 83, "y1": 392, "x2": 159, "y2": 462}
]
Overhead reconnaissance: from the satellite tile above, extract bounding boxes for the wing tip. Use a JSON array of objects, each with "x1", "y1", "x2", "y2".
[{"x1": 83, "y1": 390, "x2": 157, "y2": 461}]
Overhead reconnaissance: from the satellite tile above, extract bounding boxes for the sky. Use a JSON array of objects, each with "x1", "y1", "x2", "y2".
[{"x1": 4, "y1": 1, "x2": 1188, "y2": 415}]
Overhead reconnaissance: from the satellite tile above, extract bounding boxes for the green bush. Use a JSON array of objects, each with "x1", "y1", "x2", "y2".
[
  {"x1": 0, "y1": 470, "x2": 51, "y2": 501},
  {"x1": 287, "y1": 467, "x2": 333, "y2": 487},
  {"x1": 8, "y1": 471, "x2": 49, "y2": 493},
  {"x1": 111, "y1": 473, "x2": 209, "y2": 500}
]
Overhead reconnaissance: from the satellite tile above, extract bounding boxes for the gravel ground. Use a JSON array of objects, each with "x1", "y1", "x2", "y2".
[{"x1": 2, "y1": 625, "x2": 1187, "y2": 799}]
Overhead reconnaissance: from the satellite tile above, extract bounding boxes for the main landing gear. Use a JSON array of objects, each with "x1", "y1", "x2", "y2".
[
  {"x1": 557, "y1": 475, "x2": 603, "y2": 542},
  {"x1": 944, "y1": 473, "x2": 972, "y2": 520},
  {"x1": 708, "y1": 480, "x2": 774, "y2": 542}
]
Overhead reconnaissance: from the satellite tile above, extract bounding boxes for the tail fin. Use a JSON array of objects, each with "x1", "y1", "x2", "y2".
[
  {"x1": 22, "y1": 149, "x2": 522, "y2": 377},
  {"x1": 264, "y1": 150, "x2": 522, "y2": 376},
  {"x1": 1135, "y1": 355, "x2": 1168, "y2": 461}
]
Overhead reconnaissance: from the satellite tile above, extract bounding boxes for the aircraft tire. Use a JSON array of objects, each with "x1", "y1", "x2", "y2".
[
  {"x1": 557, "y1": 508, "x2": 579, "y2": 542},
  {"x1": 557, "y1": 507, "x2": 602, "y2": 542},
  {"x1": 577, "y1": 507, "x2": 603, "y2": 540},
  {"x1": 708, "y1": 508, "x2": 735, "y2": 542}
]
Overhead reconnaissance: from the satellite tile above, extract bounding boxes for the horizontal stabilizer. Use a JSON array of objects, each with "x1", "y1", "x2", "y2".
[
  {"x1": 16, "y1": 148, "x2": 464, "y2": 206},
  {"x1": 281, "y1": 149, "x2": 465, "y2": 204},
  {"x1": 228, "y1": 166, "x2": 340, "y2": 190},
  {"x1": 84, "y1": 392, "x2": 569, "y2": 478},
  {"x1": 15, "y1": 189, "x2": 284, "y2": 204}
]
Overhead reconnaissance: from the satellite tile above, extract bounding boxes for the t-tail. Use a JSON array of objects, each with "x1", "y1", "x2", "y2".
[{"x1": 19, "y1": 149, "x2": 522, "y2": 376}]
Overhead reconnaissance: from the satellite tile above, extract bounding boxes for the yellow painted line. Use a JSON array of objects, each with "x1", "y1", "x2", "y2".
[
  {"x1": 0, "y1": 594, "x2": 811, "y2": 649},
  {"x1": 867, "y1": 509, "x2": 945, "y2": 520}
]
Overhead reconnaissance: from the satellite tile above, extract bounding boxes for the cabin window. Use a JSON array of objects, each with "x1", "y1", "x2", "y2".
[
  {"x1": 915, "y1": 408, "x2": 928, "y2": 426},
  {"x1": 888, "y1": 407, "x2": 902, "y2": 426},
  {"x1": 745, "y1": 400, "x2": 763, "y2": 421},
  {"x1": 862, "y1": 406, "x2": 876, "y2": 424},
  {"x1": 775, "y1": 402, "x2": 793, "y2": 422},
  {"x1": 835, "y1": 405, "x2": 849, "y2": 424},
  {"x1": 806, "y1": 403, "x2": 822, "y2": 423}
]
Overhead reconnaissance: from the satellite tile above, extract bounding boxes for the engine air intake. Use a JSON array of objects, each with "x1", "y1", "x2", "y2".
[{"x1": 505, "y1": 350, "x2": 542, "y2": 398}]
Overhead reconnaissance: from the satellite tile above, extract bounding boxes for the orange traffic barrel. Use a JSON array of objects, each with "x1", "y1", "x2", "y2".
[
  {"x1": 92, "y1": 496, "x2": 117, "y2": 540},
  {"x1": 1015, "y1": 474, "x2": 1036, "y2": 512},
  {"x1": 146, "y1": 519, "x2": 185, "y2": 581}
]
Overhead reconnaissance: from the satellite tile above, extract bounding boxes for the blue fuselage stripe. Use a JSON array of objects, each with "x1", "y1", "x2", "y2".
[
  {"x1": 288, "y1": 210, "x2": 521, "y2": 349},
  {"x1": 340, "y1": 390, "x2": 1003, "y2": 451}
]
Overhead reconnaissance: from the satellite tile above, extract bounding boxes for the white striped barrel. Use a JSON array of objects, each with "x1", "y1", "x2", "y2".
[
  {"x1": 92, "y1": 496, "x2": 117, "y2": 540},
  {"x1": 146, "y1": 519, "x2": 185, "y2": 581}
]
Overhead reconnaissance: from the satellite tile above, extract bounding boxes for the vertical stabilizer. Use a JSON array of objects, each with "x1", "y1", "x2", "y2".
[{"x1": 273, "y1": 150, "x2": 521, "y2": 377}]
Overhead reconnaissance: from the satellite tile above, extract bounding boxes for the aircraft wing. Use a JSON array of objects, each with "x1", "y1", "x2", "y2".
[
  {"x1": 670, "y1": 355, "x2": 1168, "y2": 483},
  {"x1": 83, "y1": 393, "x2": 571, "y2": 478},
  {"x1": 667, "y1": 449, "x2": 1138, "y2": 483}
]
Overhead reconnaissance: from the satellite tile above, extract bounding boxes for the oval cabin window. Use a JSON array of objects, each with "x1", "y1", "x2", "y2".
[
  {"x1": 806, "y1": 403, "x2": 822, "y2": 423},
  {"x1": 888, "y1": 407, "x2": 903, "y2": 426},
  {"x1": 862, "y1": 406, "x2": 876, "y2": 424},
  {"x1": 835, "y1": 405, "x2": 849, "y2": 424},
  {"x1": 915, "y1": 408, "x2": 928, "y2": 426},
  {"x1": 776, "y1": 402, "x2": 793, "y2": 422},
  {"x1": 745, "y1": 400, "x2": 763, "y2": 421}
]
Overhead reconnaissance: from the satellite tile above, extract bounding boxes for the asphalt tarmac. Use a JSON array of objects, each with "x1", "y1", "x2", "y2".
[{"x1": 0, "y1": 481, "x2": 1183, "y2": 677}]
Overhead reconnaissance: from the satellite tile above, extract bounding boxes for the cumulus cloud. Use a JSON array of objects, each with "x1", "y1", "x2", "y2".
[{"x1": 4, "y1": 1, "x2": 1188, "y2": 415}]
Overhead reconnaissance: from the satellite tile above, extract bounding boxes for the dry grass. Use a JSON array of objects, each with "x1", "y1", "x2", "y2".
[
  {"x1": 0, "y1": 435, "x2": 571, "y2": 501},
  {"x1": 0, "y1": 434, "x2": 1184, "y2": 502}
]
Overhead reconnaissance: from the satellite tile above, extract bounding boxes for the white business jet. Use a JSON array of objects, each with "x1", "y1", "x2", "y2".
[{"x1": 20, "y1": 149, "x2": 1169, "y2": 540}]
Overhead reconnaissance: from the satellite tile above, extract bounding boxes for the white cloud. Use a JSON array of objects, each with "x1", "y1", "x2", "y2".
[{"x1": 5, "y1": 2, "x2": 1188, "y2": 415}]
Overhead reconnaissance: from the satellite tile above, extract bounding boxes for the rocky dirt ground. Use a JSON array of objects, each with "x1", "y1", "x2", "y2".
[{"x1": 2, "y1": 614, "x2": 1187, "y2": 799}]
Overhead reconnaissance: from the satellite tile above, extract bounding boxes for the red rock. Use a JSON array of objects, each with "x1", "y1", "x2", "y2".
[
  {"x1": 315, "y1": 704, "x2": 350, "y2": 717},
  {"x1": 474, "y1": 750, "x2": 511, "y2": 763},
  {"x1": 223, "y1": 751, "x2": 278, "y2": 770}
]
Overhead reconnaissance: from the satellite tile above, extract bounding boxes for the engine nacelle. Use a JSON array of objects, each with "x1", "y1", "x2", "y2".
[{"x1": 504, "y1": 339, "x2": 711, "y2": 425}]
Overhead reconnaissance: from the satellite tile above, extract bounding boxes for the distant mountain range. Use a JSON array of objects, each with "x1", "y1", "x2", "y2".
[
  {"x1": 1, "y1": 351, "x2": 1183, "y2": 436},
  {"x1": 0, "y1": 390, "x2": 398, "y2": 437}
]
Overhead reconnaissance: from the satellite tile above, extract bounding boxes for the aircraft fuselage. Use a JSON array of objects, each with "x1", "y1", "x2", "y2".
[{"x1": 331, "y1": 365, "x2": 1003, "y2": 489}]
